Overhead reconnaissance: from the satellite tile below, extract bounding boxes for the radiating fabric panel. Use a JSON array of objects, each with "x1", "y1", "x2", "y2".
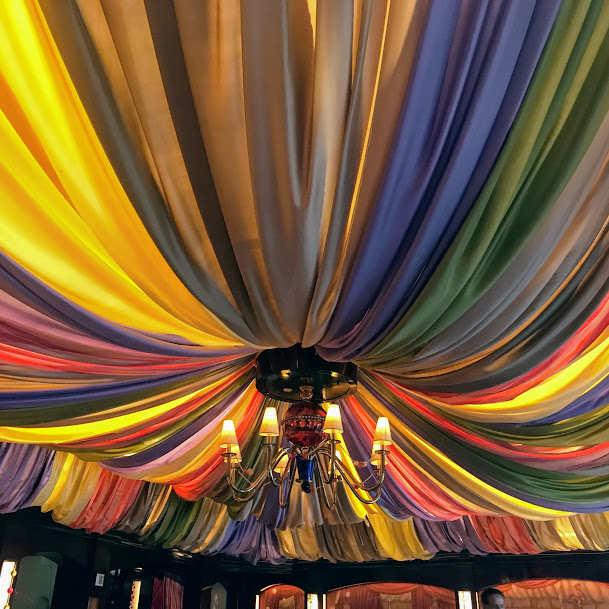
[{"x1": 316, "y1": 0, "x2": 562, "y2": 357}]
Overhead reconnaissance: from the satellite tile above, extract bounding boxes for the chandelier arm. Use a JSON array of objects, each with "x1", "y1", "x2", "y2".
[
  {"x1": 333, "y1": 450, "x2": 387, "y2": 493},
  {"x1": 314, "y1": 451, "x2": 333, "y2": 485},
  {"x1": 228, "y1": 486, "x2": 262, "y2": 503},
  {"x1": 314, "y1": 458, "x2": 336, "y2": 510},
  {"x1": 313, "y1": 449, "x2": 387, "y2": 504},
  {"x1": 226, "y1": 471, "x2": 269, "y2": 496},
  {"x1": 268, "y1": 448, "x2": 290, "y2": 487},
  {"x1": 280, "y1": 455, "x2": 295, "y2": 485},
  {"x1": 335, "y1": 466, "x2": 383, "y2": 504},
  {"x1": 307, "y1": 441, "x2": 327, "y2": 458},
  {"x1": 223, "y1": 442, "x2": 277, "y2": 496},
  {"x1": 225, "y1": 465, "x2": 266, "y2": 503},
  {"x1": 278, "y1": 458, "x2": 296, "y2": 509},
  {"x1": 328, "y1": 436, "x2": 339, "y2": 483},
  {"x1": 315, "y1": 446, "x2": 345, "y2": 485}
]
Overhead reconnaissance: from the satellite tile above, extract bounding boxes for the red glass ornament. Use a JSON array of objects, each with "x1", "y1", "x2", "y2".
[
  {"x1": 282, "y1": 402, "x2": 326, "y2": 447},
  {"x1": 7, "y1": 588, "x2": 13, "y2": 594}
]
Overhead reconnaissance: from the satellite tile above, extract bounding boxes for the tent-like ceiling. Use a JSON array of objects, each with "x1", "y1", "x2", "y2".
[{"x1": 2, "y1": 0, "x2": 609, "y2": 563}]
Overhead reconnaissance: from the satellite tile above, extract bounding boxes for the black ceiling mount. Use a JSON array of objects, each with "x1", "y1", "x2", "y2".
[{"x1": 255, "y1": 344, "x2": 358, "y2": 403}]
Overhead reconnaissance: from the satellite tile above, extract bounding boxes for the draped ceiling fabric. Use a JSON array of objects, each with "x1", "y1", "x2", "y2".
[{"x1": 4, "y1": 0, "x2": 609, "y2": 563}]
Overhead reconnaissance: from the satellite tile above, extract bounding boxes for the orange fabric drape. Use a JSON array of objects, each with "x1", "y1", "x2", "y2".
[
  {"x1": 259, "y1": 585, "x2": 305, "y2": 609},
  {"x1": 498, "y1": 580, "x2": 609, "y2": 598},
  {"x1": 493, "y1": 579, "x2": 609, "y2": 609},
  {"x1": 328, "y1": 583, "x2": 456, "y2": 609}
]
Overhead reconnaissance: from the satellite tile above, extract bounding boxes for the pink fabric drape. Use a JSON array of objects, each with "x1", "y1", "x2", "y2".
[{"x1": 152, "y1": 576, "x2": 184, "y2": 609}]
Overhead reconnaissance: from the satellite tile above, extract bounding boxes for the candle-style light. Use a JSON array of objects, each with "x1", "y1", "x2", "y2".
[
  {"x1": 259, "y1": 406, "x2": 280, "y2": 437},
  {"x1": 220, "y1": 420, "x2": 239, "y2": 449},
  {"x1": 221, "y1": 405, "x2": 390, "y2": 507},
  {"x1": 228, "y1": 444, "x2": 242, "y2": 462},
  {"x1": 323, "y1": 403, "x2": 343, "y2": 433},
  {"x1": 373, "y1": 417, "x2": 392, "y2": 445},
  {"x1": 274, "y1": 453, "x2": 289, "y2": 474},
  {"x1": 370, "y1": 441, "x2": 383, "y2": 466}
]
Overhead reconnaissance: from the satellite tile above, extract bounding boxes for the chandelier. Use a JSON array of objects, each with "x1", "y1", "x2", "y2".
[{"x1": 220, "y1": 345, "x2": 392, "y2": 508}]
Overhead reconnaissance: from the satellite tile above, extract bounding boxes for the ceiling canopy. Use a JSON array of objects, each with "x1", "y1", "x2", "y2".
[{"x1": 1, "y1": 0, "x2": 609, "y2": 562}]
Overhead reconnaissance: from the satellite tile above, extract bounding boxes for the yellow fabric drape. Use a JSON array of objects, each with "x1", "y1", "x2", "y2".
[{"x1": 0, "y1": 1, "x2": 249, "y2": 348}]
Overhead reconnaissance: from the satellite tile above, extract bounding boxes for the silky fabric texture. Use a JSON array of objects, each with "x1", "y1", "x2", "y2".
[
  {"x1": 6, "y1": 444, "x2": 609, "y2": 564},
  {"x1": 327, "y1": 583, "x2": 456, "y2": 609},
  {"x1": 151, "y1": 577, "x2": 184, "y2": 609},
  {"x1": 4, "y1": 0, "x2": 609, "y2": 562},
  {"x1": 258, "y1": 585, "x2": 305, "y2": 609},
  {"x1": 497, "y1": 580, "x2": 609, "y2": 602}
]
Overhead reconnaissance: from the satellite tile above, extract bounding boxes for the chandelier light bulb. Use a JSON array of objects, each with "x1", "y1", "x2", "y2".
[
  {"x1": 373, "y1": 417, "x2": 392, "y2": 446},
  {"x1": 259, "y1": 407, "x2": 280, "y2": 436},
  {"x1": 220, "y1": 420, "x2": 239, "y2": 449},
  {"x1": 274, "y1": 453, "x2": 289, "y2": 474},
  {"x1": 228, "y1": 444, "x2": 242, "y2": 462},
  {"x1": 370, "y1": 442, "x2": 383, "y2": 465},
  {"x1": 323, "y1": 403, "x2": 343, "y2": 433}
]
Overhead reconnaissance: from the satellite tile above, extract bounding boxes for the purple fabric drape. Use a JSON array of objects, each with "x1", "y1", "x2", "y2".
[
  {"x1": 318, "y1": 0, "x2": 561, "y2": 361},
  {"x1": 0, "y1": 444, "x2": 54, "y2": 512}
]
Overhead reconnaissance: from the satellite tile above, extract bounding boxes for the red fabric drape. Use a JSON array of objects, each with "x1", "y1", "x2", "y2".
[
  {"x1": 152, "y1": 578, "x2": 165, "y2": 609},
  {"x1": 151, "y1": 576, "x2": 184, "y2": 609}
]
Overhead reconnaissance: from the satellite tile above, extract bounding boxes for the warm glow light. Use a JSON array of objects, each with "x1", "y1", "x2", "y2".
[
  {"x1": 307, "y1": 593, "x2": 319, "y2": 609},
  {"x1": 130, "y1": 580, "x2": 141, "y2": 609},
  {"x1": 0, "y1": 561, "x2": 16, "y2": 609},
  {"x1": 459, "y1": 591, "x2": 473, "y2": 609},
  {"x1": 323, "y1": 404, "x2": 343, "y2": 433},
  {"x1": 275, "y1": 453, "x2": 289, "y2": 474},
  {"x1": 370, "y1": 441, "x2": 383, "y2": 465},
  {"x1": 220, "y1": 420, "x2": 239, "y2": 448},
  {"x1": 260, "y1": 407, "x2": 280, "y2": 436},
  {"x1": 228, "y1": 444, "x2": 242, "y2": 462},
  {"x1": 373, "y1": 417, "x2": 392, "y2": 445}
]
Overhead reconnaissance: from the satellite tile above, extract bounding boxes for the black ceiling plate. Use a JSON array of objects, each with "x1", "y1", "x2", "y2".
[{"x1": 255, "y1": 345, "x2": 358, "y2": 403}]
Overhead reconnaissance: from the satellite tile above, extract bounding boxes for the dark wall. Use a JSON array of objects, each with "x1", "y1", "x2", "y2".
[
  {"x1": 0, "y1": 510, "x2": 208, "y2": 609},
  {"x1": 0, "y1": 511, "x2": 93, "y2": 609},
  {"x1": 2, "y1": 509, "x2": 609, "y2": 609}
]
